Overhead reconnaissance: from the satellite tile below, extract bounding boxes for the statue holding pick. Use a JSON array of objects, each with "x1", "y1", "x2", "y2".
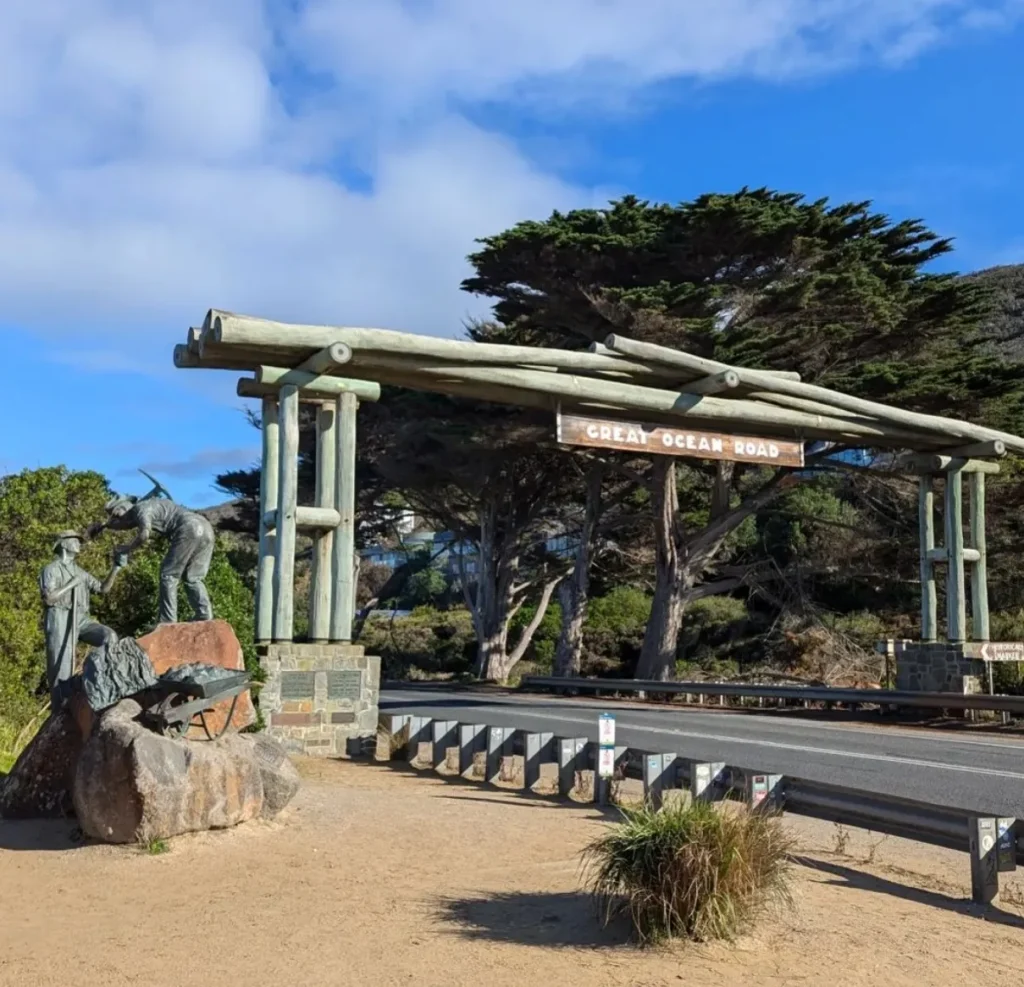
[
  {"x1": 102, "y1": 492, "x2": 216, "y2": 626},
  {"x1": 39, "y1": 532, "x2": 124, "y2": 708}
]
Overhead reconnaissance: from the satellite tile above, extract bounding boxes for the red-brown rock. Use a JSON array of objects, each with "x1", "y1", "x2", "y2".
[
  {"x1": 138, "y1": 620, "x2": 256, "y2": 735},
  {"x1": 0, "y1": 707, "x2": 83, "y2": 819}
]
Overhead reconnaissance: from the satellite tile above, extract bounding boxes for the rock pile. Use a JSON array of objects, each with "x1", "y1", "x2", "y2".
[{"x1": 0, "y1": 621, "x2": 298, "y2": 842}]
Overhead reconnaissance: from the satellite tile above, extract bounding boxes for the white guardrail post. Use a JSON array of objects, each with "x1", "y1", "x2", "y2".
[{"x1": 524, "y1": 732, "x2": 554, "y2": 790}]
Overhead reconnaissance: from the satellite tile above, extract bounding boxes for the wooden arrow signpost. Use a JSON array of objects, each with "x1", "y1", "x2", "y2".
[
  {"x1": 556, "y1": 409, "x2": 805, "y2": 467},
  {"x1": 978, "y1": 642, "x2": 1024, "y2": 662}
]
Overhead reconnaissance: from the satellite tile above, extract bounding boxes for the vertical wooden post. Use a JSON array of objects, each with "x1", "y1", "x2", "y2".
[
  {"x1": 308, "y1": 404, "x2": 337, "y2": 642},
  {"x1": 969, "y1": 471, "x2": 990, "y2": 642},
  {"x1": 944, "y1": 468, "x2": 966, "y2": 643},
  {"x1": 273, "y1": 384, "x2": 299, "y2": 642},
  {"x1": 330, "y1": 392, "x2": 358, "y2": 642},
  {"x1": 255, "y1": 397, "x2": 279, "y2": 643},
  {"x1": 918, "y1": 476, "x2": 937, "y2": 642}
]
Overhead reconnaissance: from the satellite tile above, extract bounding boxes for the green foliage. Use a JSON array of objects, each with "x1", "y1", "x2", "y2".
[
  {"x1": 0, "y1": 467, "x2": 259, "y2": 744},
  {"x1": 586, "y1": 586, "x2": 653, "y2": 633},
  {"x1": 400, "y1": 561, "x2": 450, "y2": 609},
  {"x1": 509, "y1": 600, "x2": 562, "y2": 666},
  {"x1": 583, "y1": 586, "x2": 652, "y2": 671},
  {"x1": 582, "y1": 799, "x2": 794, "y2": 944},
  {"x1": 0, "y1": 467, "x2": 114, "y2": 731},
  {"x1": 361, "y1": 606, "x2": 477, "y2": 679},
  {"x1": 141, "y1": 837, "x2": 170, "y2": 855},
  {"x1": 94, "y1": 539, "x2": 259, "y2": 679}
]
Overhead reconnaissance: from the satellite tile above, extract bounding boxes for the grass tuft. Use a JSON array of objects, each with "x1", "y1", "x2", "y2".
[
  {"x1": 141, "y1": 837, "x2": 170, "y2": 855},
  {"x1": 581, "y1": 798, "x2": 794, "y2": 945}
]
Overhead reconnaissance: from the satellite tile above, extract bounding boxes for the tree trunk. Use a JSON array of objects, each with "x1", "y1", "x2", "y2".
[
  {"x1": 554, "y1": 465, "x2": 603, "y2": 677},
  {"x1": 637, "y1": 458, "x2": 686, "y2": 681},
  {"x1": 637, "y1": 462, "x2": 792, "y2": 681},
  {"x1": 507, "y1": 573, "x2": 565, "y2": 677}
]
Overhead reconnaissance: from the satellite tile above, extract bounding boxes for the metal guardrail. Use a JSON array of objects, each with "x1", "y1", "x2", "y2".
[
  {"x1": 520, "y1": 676, "x2": 1024, "y2": 716},
  {"x1": 376, "y1": 711, "x2": 1021, "y2": 905}
]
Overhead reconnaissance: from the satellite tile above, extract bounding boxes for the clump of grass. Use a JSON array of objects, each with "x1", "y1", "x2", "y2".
[
  {"x1": 141, "y1": 837, "x2": 170, "y2": 855},
  {"x1": 581, "y1": 799, "x2": 794, "y2": 945}
]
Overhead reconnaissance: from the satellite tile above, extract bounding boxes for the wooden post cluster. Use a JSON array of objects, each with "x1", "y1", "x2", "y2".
[
  {"x1": 254, "y1": 386, "x2": 361, "y2": 644},
  {"x1": 917, "y1": 462, "x2": 992, "y2": 644}
]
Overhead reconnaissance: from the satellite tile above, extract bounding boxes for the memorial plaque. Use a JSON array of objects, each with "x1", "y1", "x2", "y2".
[
  {"x1": 280, "y1": 671, "x2": 316, "y2": 700},
  {"x1": 327, "y1": 670, "x2": 363, "y2": 701},
  {"x1": 556, "y1": 409, "x2": 804, "y2": 467}
]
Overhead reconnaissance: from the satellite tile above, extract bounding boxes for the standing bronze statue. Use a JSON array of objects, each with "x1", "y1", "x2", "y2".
[
  {"x1": 103, "y1": 494, "x2": 216, "y2": 625},
  {"x1": 39, "y1": 532, "x2": 123, "y2": 707}
]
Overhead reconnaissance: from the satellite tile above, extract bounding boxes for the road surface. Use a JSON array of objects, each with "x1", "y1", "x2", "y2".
[{"x1": 381, "y1": 686, "x2": 1024, "y2": 818}]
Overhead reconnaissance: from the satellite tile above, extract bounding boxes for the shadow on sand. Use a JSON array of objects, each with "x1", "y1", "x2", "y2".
[
  {"x1": 794, "y1": 855, "x2": 1024, "y2": 930},
  {"x1": 436, "y1": 890, "x2": 634, "y2": 949}
]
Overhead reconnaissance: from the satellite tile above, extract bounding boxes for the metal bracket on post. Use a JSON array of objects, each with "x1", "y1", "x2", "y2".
[
  {"x1": 744, "y1": 771, "x2": 784, "y2": 811},
  {"x1": 558, "y1": 737, "x2": 587, "y2": 797},
  {"x1": 486, "y1": 726, "x2": 515, "y2": 785},
  {"x1": 643, "y1": 752, "x2": 678, "y2": 810},
  {"x1": 524, "y1": 732, "x2": 554, "y2": 790},
  {"x1": 431, "y1": 720, "x2": 458, "y2": 771},
  {"x1": 405, "y1": 716, "x2": 432, "y2": 765},
  {"x1": 969, "y1": 816, "x2": 1000, "y2": 905},
  {"x1": 997, "y1": 818, "x2": 1017, "y2": 874},
  {"x1": 376, "y1": 713, "x2": 409, "y2": 761},
  {"x1": 690, "y1": 760, "x2": 727, "y2": 802},
  {"x1": 458, "y1": 723, "x2": 486, "y2": 778},
  {"x1": 595, "y1": 746, "x2": 628, "y2": 806}
]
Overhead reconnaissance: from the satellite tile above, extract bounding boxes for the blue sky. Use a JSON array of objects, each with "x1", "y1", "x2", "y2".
[{"x1": 2, "y1": 1, "x2": 1023, "y2": 506}]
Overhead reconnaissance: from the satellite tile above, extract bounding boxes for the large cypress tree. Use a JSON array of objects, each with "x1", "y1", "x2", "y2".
[{"x1": 463, "y1": 190, "x2": 1024, "y2": 679}]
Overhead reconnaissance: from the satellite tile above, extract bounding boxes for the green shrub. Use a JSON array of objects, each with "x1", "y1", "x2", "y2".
[
  {"x1": 582, "y1": 799, "x2": 794, "y2": 944},
  {"x1": 509, "y1": 600, "x2": 561, "y2": 668},
  {"x1": 583, "y1": 586, "x2": 652, "y2": 670},
  {"x1": 361, "y1": 606, "x2": 476, "y2": 678}
]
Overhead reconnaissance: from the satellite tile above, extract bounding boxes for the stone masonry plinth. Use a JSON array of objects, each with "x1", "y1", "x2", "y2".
[
  {"x1": 892, "y1": 640, "x2": 985, "y2": 693},
  {"x1": 257, "y1": 643, "x2": 380, "y2": 757}
]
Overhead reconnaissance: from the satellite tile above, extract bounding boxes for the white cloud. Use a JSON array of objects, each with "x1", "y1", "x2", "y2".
[{"x1": 0, "y1": 0, "x2": 1019, "y2": 349}]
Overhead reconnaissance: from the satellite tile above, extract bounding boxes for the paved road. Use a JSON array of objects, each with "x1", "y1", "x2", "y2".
[{"x1": 381, "y1": 686, "x2": 1024, "y2": 818}]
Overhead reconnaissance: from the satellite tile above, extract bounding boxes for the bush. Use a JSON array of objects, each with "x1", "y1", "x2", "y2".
[
  {"x1": 361, "y1": 606, "x2": 476, "y2": 678},
  {"x1": 582, "y1": 799, "x2": 794, "y2": 944},
  {"x1": 583, "y1": 586, "x2": 652, "y2": 671},
  {"x1": 509, "y1": 600, "x2": 561, "y2": 669}
]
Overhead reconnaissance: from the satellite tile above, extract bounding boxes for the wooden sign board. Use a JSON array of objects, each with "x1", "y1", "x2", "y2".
[
  {"x1": 556, "y1": 410, "x2": 805, "y2": 468},
  {"x1": 979, "y1": 642, "x2": 1024, "y2": 662}
]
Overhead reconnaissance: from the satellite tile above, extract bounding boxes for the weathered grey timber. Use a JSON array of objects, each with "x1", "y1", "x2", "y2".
[
  {"x1": 255, "y1": 396, "x2": 279, "y2": 643},
  {"x1": 272, "y1": 384, "x2": 299, "y2": 640},
  {"x1": 331, "y1": 391, "x2": 358, "y2": 642},
  {"x1": 970, "y1": 472, "x2": 990, "y2": 641},
  {"x1": 177, "y1": 308, "x2": 1024, "y2": 666},
  {"x1": 39, "y1": 532, "x2": 122, "y2": 707},
  {"x1": 918, "y1": 478, "x2": 938, "y2": 642},
  {"x1": 606, "y1": 334, "x2": 1024, "y2": 455},
  {"x1": 309, "y1": 402, "x2": 337, "y2": 642},
  {"x1": 105, "y1": 496, "x2": 215, "y2": 624}
]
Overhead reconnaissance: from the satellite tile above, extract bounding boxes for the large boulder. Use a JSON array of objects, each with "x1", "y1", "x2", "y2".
[
  {"x1": 72, "y1": 699, "x2": 297, "y2": 843},
  {"x1": 252, "y1": 733, "x2": 301, "y2": 819},
  {"x1": 0, "y1": 707, "x2": 83, "y2": 819},
  {"x1": 138, "y1": 620, "x2": 256, "y2": 735}
]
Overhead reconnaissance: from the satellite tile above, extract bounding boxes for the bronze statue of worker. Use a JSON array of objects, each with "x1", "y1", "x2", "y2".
[
  {"x1": 39, "y1": 531, "x2": 123, "y2": 708},
  {"x1": 103, "y1": 495, "x2": 216, "y2": 626}
]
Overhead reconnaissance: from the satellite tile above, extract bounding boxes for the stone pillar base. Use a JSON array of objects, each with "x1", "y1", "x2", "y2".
[
  {"x1": 890, "y1": 640, "x2": 986, "y2": 693},
  {"x1": 256, "y1": 643, "x2": 380, "y2": 757}
]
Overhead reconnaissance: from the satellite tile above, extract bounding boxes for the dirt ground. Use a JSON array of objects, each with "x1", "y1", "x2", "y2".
[{"x1": 2, "y1": 757, "x2": 1023, "y2": 987}]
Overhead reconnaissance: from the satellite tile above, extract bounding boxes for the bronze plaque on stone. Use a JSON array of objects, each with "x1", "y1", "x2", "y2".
[
  {"x1": 280, "y1": 671, "x2": 316, "y2": 700},
  {"x1": 327, "y1": 670, "x2": 363, "y2": 701}
]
